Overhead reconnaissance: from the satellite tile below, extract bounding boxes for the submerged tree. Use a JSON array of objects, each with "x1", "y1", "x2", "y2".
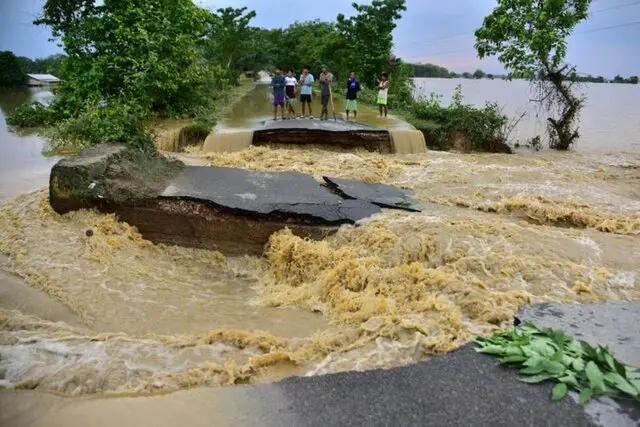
[{"x1": 475, "y1": 0, "x2": 591, "y2": 150}]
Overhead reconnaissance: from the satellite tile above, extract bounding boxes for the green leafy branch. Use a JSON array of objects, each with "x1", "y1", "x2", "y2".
[{"x1": 476, "y1": 322, "x2": 640, "y2": 404}]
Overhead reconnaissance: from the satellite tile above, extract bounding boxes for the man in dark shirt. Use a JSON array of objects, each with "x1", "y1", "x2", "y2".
[{"x1": 345, "y1": 71, "x2": 361, "y2": 121}]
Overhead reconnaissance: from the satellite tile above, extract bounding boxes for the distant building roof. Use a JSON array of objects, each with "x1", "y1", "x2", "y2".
[{"x1": 26, "y1": 74, "x2": 61, "y2": 83}]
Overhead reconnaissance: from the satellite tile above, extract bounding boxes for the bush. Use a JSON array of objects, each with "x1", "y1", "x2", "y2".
[
  {"x1": 47, "y1": 101, "x2": 154, "y2": 153},
  {"x1": 6, "y1": 102, "x2": 59, "y2": 127},
  {"x1": 410, "y1": 85, "x2": 510, "y2": 152}
]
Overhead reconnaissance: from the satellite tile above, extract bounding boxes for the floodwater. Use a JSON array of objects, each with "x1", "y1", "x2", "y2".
[
  {"x1": 1, "y1": 81, "x2": 639, "y2": 426},
  {"x1": 414, "y1": 78, "x2": 640, "y2": 152}
]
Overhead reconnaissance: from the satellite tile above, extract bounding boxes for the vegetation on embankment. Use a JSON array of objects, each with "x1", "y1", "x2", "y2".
[
  {"x1": 6, "y1": 1, "x2": 261, "y2": 154},
  {"x1": 355, "y1": 84, "x2": 513, "y2": 153}
]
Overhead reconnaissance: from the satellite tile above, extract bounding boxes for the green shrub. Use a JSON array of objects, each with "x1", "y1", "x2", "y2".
[
  {"x1": 6, "y1": 102, "x2": 58, "y2": 127},
  {"x1": 410, "y1": 85, "x2": 510, "y2": 152},
  {"x1": 47, "y1": 101, "x2": 154, "y2": 153}
]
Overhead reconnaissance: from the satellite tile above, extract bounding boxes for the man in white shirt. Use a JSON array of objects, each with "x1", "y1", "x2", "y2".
[
  {"x1": 298, "y1": 66, "x2": 314, "y2": 118},
  {"x1": 284, "y1": 70, "x2": 298, "y2": 119}
]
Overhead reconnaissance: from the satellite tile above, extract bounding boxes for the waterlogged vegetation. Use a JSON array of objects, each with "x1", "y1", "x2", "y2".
[
  {"x1": 397, "y1": 86, "x2": 513, "y2": 153},
  {"x1": 476, "y1": 323, "x2": 640, "y2": 404},
  {"x1": 475, "y1": 0, "x2": 592, "y2": 150}
]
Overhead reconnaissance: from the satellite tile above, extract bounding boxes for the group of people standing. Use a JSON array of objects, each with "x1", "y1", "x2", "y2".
[{"x1": 270, "y1": 65, "x2": 389, "y2": 121}]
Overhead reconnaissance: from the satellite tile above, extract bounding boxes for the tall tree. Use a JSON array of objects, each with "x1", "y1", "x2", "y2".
[
  {"x1": 475, "y1": 0, "x2": 591, "y2": 150},
  {"x1": 0, "y1": 51, "x2": 26, "y2": 87},
  {"x1": 336, "y1": 0, "x2": 407, "y2": 86},
  {"x1": 473, "y1": 69, "x2": 485, "y2": 79},
  {"x1": 204, "y1": 7, "x2": 256, "y2": 81},
  {"x1": 36, "y1": 0, "x2": 212, "y2": 116}
]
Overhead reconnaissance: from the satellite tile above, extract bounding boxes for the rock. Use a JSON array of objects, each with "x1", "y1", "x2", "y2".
[
  {"x1": 323, "y1": 176, "x2": 421, "y2": 212},
  {"x1": 49, "y1": 144, "x2": 384, "y2": 255},
  {"x1": 50, "y1": 143, "x2": 184, "y2": 213},
  {"x1": 252, "y1": 119, "x2": 393, "y2": 153}
]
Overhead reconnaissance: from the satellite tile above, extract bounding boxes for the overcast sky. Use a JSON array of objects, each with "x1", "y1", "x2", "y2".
[{"x1": 1, "y1": 0, "x2": 639, "y2": 76}]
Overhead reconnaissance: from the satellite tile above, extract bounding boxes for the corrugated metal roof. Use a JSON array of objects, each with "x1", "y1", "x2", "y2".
[{"x1": 26, "y1": 74, "x2": 61, "y2": 82}]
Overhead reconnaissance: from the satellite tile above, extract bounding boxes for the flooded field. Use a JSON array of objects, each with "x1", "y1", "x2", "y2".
[{"x1": 1, "y1": 83, "x2": 639, "y2": 424}]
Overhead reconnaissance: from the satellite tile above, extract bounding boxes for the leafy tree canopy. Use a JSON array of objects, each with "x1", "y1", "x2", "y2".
[
  {"x1": 475, "y1": 0, "x2": 590, "y2": 78},
  {"x1": 0, "y1": 51, "x2": 26, "y2": 87}
]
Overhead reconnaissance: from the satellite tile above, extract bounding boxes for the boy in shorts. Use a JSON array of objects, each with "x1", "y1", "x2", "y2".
[
  {"x1": 377, "y1": 72, "x2": 389, "y2": 118},
  {"x1": 271, "y1": 67, "x2": 286, "y2": 120},
  {"x1": 345, "y1": 71, "x2": 361, "y2": 121},
  {"x1": 298, "y1": 66, "x2": 314, "y2": 118}
]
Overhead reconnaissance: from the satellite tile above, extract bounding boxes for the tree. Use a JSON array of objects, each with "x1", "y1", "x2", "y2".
[
  {"x1": 475, "y1": 0, "x2": 591, "y2": 150},
  {"x1": 0, "y1": 51, "x2": 26, "y2": 87},
  {"x1": 462, "y1": 72, "x2": 472, "y2": 79},
  {"x1": 36, "y1": 0, "x2": 212, "y2": 116},
  {"x1": 613, "y1": 75, "x2": 624, "y2": 84},
  {"x1": 204, "y1": 7, "x2": 256, "y2": 82},
  {"x1": 628, "y1": 76, "x2": 639, "y2": 84},
  {"x1": 412, "y1": 63, "x2": 451, "y2": 78},
  {"x1": 336, "y1": 0, "x2": 407, "y2": 87},
  {"x1": 487, "y1": 73, "x2": 494, "y2": 80},
  {"x1": 473, "y1": 68, "x2": 485, "y2": 79}
]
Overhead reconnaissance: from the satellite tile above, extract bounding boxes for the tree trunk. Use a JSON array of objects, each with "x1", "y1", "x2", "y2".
[{"x1": 545, "y1": 66, "x2": 582, "y2": 150}]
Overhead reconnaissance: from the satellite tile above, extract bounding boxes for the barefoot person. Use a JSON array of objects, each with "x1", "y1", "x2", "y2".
[
  {"x1": 377, "y1": 72, "x2": 389, "y2": 118},
  {"x1": 271, "y1": 67, "x2": 286, "y2": 120},
  {"x1": 299, "y1": 66, "x2": 314, "y2": 118},
  {"x1": 318, "y1": 64, "x2": 333, "y2": 120},
  {"x1": 284, "y1": 69, "x2": 298, "y2": 119},
  {"x1": 345, "y1": 71, "x2": 361, "y2": 121}
]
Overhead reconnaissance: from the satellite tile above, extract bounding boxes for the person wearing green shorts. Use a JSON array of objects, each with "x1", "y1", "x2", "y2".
[
  {"x1": 345, "y1": 71, "x2": 361, "y2": 121},
  {"x1": 377, "y1": 72, "x2": 389, "y2": 118}
]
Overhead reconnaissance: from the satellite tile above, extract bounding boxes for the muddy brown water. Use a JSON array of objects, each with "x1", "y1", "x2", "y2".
[{"x1": 1, "y1": 84, "x2": 639, "y2": 425}]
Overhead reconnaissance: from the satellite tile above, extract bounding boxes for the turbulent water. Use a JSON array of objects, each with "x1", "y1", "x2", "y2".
[{"x1": 1, "y1": 84, "x2": 639, "y2": 424}]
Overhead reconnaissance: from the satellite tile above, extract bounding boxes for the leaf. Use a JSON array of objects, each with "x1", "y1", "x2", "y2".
[
  {"x1": 551, "y1": 383, "x2": 568, "y2": 401},
  {"x1": 613, "y1": 359, "x2": 627, "y2": 378},
  {"x1": 585, "y1": 361, "x2": 606, "y2": 392},
  {"x1": 581, "y1": 341, "x2": 598, "y2": 361},
  {"x1": 579, "y1": 388, "x2": 593, "y2": 404},
  {"x1": 551, "y1": 350, "x2": 564, "y2": 363},
  {"x1": 519, "y1": 373, "x2": 554, "y2": 384},
  {"x1": 504, "y1": 346, "x2": 525, "y2": 356},
  {"x1": 542, "y1": 360, "x2": 566, "y2": 375},
  {"x1": 520, "y1": 364, "x2": 545, "y2": 375},
  {"x1": 603, "y1": 351, "x2": 616, "y2": 373},
  {"x1": 476, "y1": 344, "x2": 506, "y2": 355},
  {"x1": 603, "y1": 373, "x2": 639, "y2": 397},
  {"x1": 559, "y1": 374, "x2": 578, "y2": 387},
  {"x1": 530, "y1": 341, "x2": 555, "y2": 357},
  {"x1": 501, "y1": 355, "x2": 528, "y2": 364},
  {"x1": 524, "y1": 355, "x2": 545, "y2": 367},
  {"x1": 572, "y1": 358, "x2": 585, "y2": 372}
]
